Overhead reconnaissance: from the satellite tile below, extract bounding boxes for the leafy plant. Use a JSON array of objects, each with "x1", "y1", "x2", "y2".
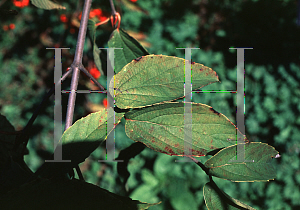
[{"x1": 0, "y1": 0, "x2": 281, "y2": 209}]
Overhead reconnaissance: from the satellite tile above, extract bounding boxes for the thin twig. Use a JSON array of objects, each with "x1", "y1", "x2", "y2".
[
  {"x1": 109, "y1": 0, "x2": 119, "y2": 29},
  {"x1": 79, "y1": 66, "x2": 115, "y2": 102},
  {"x1": 63, "y1": 0, "x2": 93, "y2": 181},
  {"x1": 65, "y1": 0, "x2": 92, "y2": 130},
  {"x1": 79, "y1": 65, "x2": 105, "y2": 90},
  {"x1": 109, "y1": 0, "x2": 117, "y2": 16},
  {"x1": 79, "y1": 65, "x2": 114, "y2": 101}
]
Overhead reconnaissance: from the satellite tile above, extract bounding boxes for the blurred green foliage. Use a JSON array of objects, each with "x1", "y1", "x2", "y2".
[{"x1": 0, "y1": 0, "x2": 300, "y2": 209}]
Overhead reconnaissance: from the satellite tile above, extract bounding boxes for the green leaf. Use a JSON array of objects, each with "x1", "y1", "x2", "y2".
[
  {"x1": 87, "y1": 20, "x2": 97, "y2": 45},
  {"x1": 137, "y1": 202, "x2": 162, "y2": 210},
  {"x1": 116, "y1": 142, "x2": 146, "y2": 185},
  {"x1": 170, "y1": 190, "x2": 198, "y2": 210},
  {"x1": 109, "y1": 55, "x2": 219, "y2": 109},
  {"x1": 35, "y1": 108, "x2": 125, "y2": 178},
  {"x1": 108, "y1": 28, "x2": 149, "y2": 74},
  {"x1": 87, "y1": 19, "x2": 105, "y2": 77},
  {"x1": 130, "y1": 184, "x2": 160, "y2": 207},
  {"x1": 60, "y1": 108, "x2": 125, "y2": 164},
  {"x1": 31, "y1": 0, "x2": 66, "y2": 10},
  {"x1": 203, "y1": 181, "x2": 256, "y2": 210},
  {"x1": 167, "y1": 176, "x2": 198, "y2": 210},
  {"x1": 204, "y1": 142, "x2": 279, "y2": 181},
  {"x1": 0, "y1": 178, "x2": 161, "y2": 210},
  {"x1": 125, "y1": 102, "x2": 243, "y2": 157}
]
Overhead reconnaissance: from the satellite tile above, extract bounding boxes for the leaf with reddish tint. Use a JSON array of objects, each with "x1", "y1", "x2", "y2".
[
  {"x1": 204, "y1": 142, "x2": 279, "y2": 182},
  {"x1": 125, "y1": 102, "x2": 244, "y2": 157},
  {"x1": 203, "y1": 181, "x2": 257, "y2": 210},
  {"x1": 109, "y1": 55, "x2": 219, "y2": 109}
]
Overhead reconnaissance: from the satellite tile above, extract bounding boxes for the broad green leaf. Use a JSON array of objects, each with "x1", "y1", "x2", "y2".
[
  {"x1": 87, "y1": 19, "x2": 104, "y2": 77},
  {"x1": 125, "y1": 102, "x2": 245, "y2": 157},
  {"x1": 117, "y1": 142, "x2": 145, "y2": 185},
  {"x1": 203, "y1": 181, "x2": 256, "y2": 210},
  {"x1": 31, "y1": 0, "x2": 66, "y2": 10},
  {"x1": 204, "y1": 142, "x2": 279, "y2": 182},
  {"x1": 170, "y1": 190, "x2": 198, "y2": 210},
  {"x1": 35, "y1": 108, "x2": 125, "y2": 178},
  {"x1": 108, "y1": 28, "x2": 149, "y2": 74},
  {"x1": 60, "y1": 108, "x2": 124, "y2": 164},
  {"x1": 167, "y1": 176, "x2": 198, "y2": 210},
  {"x1": 130, "y1": 184, "x2": 161, "y2": 207},
  {"x1": 0, "y1": 178, "x2": 161, "y2": 210},
  {"x1": 109, "y1": 55, "x2": 219, "y2": 109}
]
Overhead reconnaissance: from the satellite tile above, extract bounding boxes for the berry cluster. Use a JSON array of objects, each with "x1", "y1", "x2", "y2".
[
  {"x1": 2, "y1": 24, "x2": 15, "y2": 31},
  {"x1": 12, "y1": 0, "x2": 29, "y2": 8},
  {"x1": 78, "y1": 8, "x2": 107, "y2": 22}
]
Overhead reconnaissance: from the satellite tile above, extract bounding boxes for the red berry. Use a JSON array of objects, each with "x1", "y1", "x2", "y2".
[
  {"x1": 9, "y1": 24, "x2": 15, "y2": 30},
  {"x1": 93, "y1": 9, "x2": 102, "y2": 16},
  {"x1": 3, "y1": 25, "x2": 9, "y2": 31},
  {"x1": 103, "y1": 98, "x2": 108, "y2": 108},
  {"x1": 89, "y1": 67, "x2": 101, "y2": 79},
  {"x1": 13, "y1": 0, "x2": 29, "y2": 8},
  {"x1": 99, "y1": 16, "x2": 107, "y2": 22},
  {"x1": 60, "y1": 14, "x2": 68, "y2": 23},
  {"x1": 89, "y1": 10, "x2": 96, "y2": 19}
]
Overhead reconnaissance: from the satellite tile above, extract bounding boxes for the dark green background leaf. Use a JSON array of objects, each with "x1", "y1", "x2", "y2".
[{"x1": 203, "y1": 181, "x2": 256, "y2": 210}]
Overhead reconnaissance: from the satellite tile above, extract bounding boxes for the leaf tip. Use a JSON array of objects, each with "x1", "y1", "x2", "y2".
[
  {"x1": 209, "y1": 107, "x2": 221, "y2": 116},
  {"x1": 274, "y1": 154, "x2": 281, "y2": 159}
]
